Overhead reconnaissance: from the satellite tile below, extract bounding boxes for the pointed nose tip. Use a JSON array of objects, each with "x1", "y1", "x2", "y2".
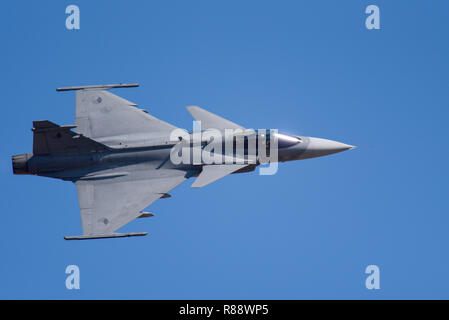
[{"x1": 304, "y1": 137, "x2": 355, "y2": 159}]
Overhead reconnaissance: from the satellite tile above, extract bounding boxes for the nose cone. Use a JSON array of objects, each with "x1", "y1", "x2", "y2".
[{"x1": 301, "y1": 137, "x2": 355, "y2": 159}]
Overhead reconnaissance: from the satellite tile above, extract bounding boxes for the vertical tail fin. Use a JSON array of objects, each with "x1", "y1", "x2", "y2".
[{"x1": 32, "y1": 120, "x2": 109, "y2": 155}]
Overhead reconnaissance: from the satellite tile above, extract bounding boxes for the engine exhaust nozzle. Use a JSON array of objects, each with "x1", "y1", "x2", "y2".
[{"x1": 12, "y1": 153, "x2": 31, "y2": 175}]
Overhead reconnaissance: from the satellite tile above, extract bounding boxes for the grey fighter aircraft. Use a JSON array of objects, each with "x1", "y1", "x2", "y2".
[{"x1": 12, "y1": 83, "x2": 355, "y2": 240}]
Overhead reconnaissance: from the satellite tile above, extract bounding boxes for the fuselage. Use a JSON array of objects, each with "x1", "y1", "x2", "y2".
[{"x1": 12, "y1": 131, "x2": 354, "y2": 181}]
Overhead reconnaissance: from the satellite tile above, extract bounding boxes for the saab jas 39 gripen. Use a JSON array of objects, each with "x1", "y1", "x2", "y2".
[{"x1": 12, "y1": 83, "x2": 355, "y2": 240}]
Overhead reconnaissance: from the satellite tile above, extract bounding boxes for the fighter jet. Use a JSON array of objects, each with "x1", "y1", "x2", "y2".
[{"x1": 12, "y1": 83, "x2": 355, "y2": 240}]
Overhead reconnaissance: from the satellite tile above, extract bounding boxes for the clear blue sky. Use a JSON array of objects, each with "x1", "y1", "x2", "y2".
[{"x1": 1, "y1": 0, "x2": 448, "y2": 299}]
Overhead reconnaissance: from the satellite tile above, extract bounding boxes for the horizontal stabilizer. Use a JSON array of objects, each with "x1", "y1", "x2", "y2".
[
  {"x1": 64, "y1": 232, "x2": 148, "y2": 240},
  {"x1": 186, "y1": 106, "x2": 244, "y2": 131},
  {"x1": 191, "y1": 164, "x2": 248, "y2": 188}
]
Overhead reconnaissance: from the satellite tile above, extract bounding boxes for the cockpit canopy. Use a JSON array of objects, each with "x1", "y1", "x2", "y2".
[{"x1": 275, "y1": 133, "x2": 302, "y2": 148}]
